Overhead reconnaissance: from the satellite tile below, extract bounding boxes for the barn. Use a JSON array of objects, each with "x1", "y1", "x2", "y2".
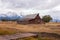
[{"x1": 17, "y1": 13, "x2": 44, "y2": 24}]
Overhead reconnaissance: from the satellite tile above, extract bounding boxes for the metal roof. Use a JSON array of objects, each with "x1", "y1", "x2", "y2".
[{"x1": 18, "y1": 14, "x2": 40, "y2": 21}]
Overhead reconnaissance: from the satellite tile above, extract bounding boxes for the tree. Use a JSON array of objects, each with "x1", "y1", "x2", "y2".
[{"x1": 42, "y1": 15, "x2": 52, "y2": 23}]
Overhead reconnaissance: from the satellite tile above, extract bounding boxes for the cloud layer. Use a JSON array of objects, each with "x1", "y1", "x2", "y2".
[
  {"x1": 0, "y1": 0, "x2": 60, "y2": 9},
  {"x1": 0, "y1": 0, "x2": 60, "y2": 19}
]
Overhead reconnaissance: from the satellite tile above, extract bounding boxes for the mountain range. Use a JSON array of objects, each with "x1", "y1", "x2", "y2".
[
  {"x1": 51, "y1": 19, "x2": 60, "y2": 22},
  {"x1": 0, "y1": 12, "x2": 60, "y2": 22},
  {"x1": 0, "y1": 12, "x2": 23, "y2": 20}
]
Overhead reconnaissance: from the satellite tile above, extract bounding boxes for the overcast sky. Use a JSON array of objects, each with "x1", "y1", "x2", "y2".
[{"x1": 0, "y1": 0, "x2": 60, "y2": 19}]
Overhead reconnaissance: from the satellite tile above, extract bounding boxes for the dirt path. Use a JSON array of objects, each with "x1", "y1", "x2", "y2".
[
  {"x1": 0, "y1": 36, "x2": 8, "y2": 40},
  {"x1": 38, "y1": 32, "x2": 60, "y2": 40},
  {"x1": 0, "y1": 33, "x2": 37, "y2": 40},
  {"x1": 0, "y1": 33, "x2": 60, "y2": 40}
]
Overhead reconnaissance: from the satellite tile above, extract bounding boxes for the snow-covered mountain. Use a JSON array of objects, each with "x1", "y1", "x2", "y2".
[
  {"x1": 0, "y1": 12, "x2": 23, "y2": 20},
  {"x1": 51, "y1": 19, "x2": 60, "y2": 22}
]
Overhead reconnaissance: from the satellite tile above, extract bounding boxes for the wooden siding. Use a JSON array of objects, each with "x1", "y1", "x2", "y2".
[{"x1": 17, "y1": 14, "x2": 44, "y2": 24}]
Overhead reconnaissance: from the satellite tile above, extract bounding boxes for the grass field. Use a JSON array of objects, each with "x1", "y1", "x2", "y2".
[
  {"x1": 0, "y1": 21, "x2": 60, "y2": 34},
  {"x1": 0, "y1": 27, "x2": 20, "y2": 35},
  {"x1": 0, "y1": 21, "x2": 60, "y2": 40}
]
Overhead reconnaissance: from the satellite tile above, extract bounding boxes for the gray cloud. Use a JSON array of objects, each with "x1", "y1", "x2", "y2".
[
  {"x1": 47, "y1": 10, "x2": 60, "y2": 19},
  {"x1": 0, "y1": 0, "x2": 60, "y2": 19},
  {"x1": 0, "y1": 0, "x2": 60, "y2": 9}
]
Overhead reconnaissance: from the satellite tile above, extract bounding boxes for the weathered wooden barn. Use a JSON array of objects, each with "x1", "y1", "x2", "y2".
[{"x1": 17, "y1": 14, "x2": 44, "y2": 24}]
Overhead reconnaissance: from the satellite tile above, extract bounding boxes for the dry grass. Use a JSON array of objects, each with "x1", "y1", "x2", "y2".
[
  {"x1": 0, "y1": 28, "x2": 19, "y2": 35},
  {"x1": 0, "y1": 21, "x2": 60, "y2": 34}
]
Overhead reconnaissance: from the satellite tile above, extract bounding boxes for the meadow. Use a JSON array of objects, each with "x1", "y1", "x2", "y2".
[{"x1": 0, "y1": 21, "x2": 60, "y2": 40}]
